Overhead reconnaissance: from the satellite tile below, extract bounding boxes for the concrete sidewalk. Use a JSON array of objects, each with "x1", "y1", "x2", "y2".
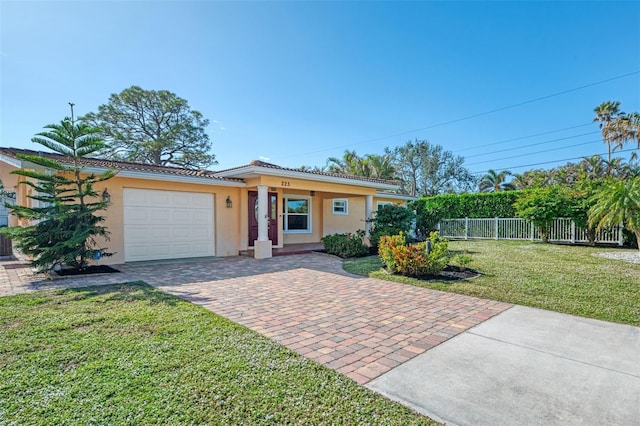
[{"x1": 367, "y1": 305, "x2": 640, "y2": 426}]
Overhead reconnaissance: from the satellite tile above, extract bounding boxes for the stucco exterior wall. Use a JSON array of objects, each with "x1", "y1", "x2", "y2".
[
  {"x1": 94, "y1": 176, "x2": 242, "y2": 264},
  {"x1": 322, "y1": 195, "x2": 409, "y2": 237},
  {"x1": 322, "y1": 196, "x2": 366, "y2": 236}
]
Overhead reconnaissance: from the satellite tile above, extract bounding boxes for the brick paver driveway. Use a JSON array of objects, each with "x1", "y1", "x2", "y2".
[{"x1": 2, "y1": 253, "x2": 509, "y2": 384}]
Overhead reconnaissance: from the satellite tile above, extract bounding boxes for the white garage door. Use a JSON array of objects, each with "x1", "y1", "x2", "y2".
[{"x1": 123, "y1": 188, "x2": 215, "y2": 262}]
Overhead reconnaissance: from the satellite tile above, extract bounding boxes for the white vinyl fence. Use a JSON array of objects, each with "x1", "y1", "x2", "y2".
[{"x1": 438, "y1": 217, "x2": 623, "y2": 245}]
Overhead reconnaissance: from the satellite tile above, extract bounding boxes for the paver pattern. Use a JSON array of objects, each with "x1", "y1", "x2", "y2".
[{"x1": 1, "y1": 253, "x2": 509, "y2": 384}]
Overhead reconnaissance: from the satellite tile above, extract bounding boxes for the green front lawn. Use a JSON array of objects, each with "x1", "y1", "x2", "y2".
[
  {"x1": 344, "y1": 240, "x2": 640, "y2": 326},
  {"x1": 0, "y1": 283, "x2": 435, "y2": 425}
]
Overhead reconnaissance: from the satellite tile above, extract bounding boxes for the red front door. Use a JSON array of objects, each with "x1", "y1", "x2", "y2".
[{"x1": 248, "y1": 191, "x2": 278, "y2": 246}]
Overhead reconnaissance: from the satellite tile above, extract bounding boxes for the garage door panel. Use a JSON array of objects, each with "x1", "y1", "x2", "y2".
[
  {"x1": 124, "y1": 208, "x2": 149, "y2": 223},
  {"x1": 123, "y1": 188, "x2": 215, "y2": 262},
  {"x1": 172, "y1": 210, "x2": 193, "y2": 222},
  {"x1": 191, "y1": 210, "x2": 212, "y2": 222}
]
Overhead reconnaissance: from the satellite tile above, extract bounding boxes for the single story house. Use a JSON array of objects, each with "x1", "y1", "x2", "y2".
[{"x1": 0, "y1": 147, "x2": 415, "y2": 263}]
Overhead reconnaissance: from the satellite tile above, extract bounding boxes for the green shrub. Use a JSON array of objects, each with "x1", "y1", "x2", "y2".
[
  {"x1": 379, "y1": 232, "x2": 449, "y2": 277},
  {"x1": 415, "y1": 192, "x2": 521, "y2": 232},
  {"x1": 514, "y1": 185, "x2": 582, "y2": 242},
  {"x1": 321, "y1": 230, "x2": 369, "y2": 258},
  {"x1": 378, "y1": 233, "x2": 406, "y2": 273},
  {"x1": 369, "y1": 204, "x2": 415, "y2": 249}
]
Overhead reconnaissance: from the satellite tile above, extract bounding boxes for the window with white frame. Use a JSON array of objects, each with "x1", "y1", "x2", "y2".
[
  {"x1": 332, "y1": 199, "x2": 348, "y2": 215},
  {"x1": 283, "y1": 196, "x2": 311, "y2": 233},
  {"x1": 377, "y1": 201, "x2": 393, "y2": 212}
]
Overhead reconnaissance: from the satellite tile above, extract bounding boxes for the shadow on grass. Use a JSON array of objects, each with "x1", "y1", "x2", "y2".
[
  {"x1": 447, "y1": 249, "x2": 481, "y2": 255},
  {"x1": 64, "y1": 281, "x2": 180, "y2": 306}
]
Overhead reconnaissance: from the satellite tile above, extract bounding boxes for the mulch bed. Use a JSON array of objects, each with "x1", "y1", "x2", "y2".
[
  {"x1": 383, "y1": 265, "x2": 480, "y2": 282},
  {"x1": 432, "y1": 265, "x2": 481, "y2": 281},
  {"x1": 55, "y1": 265, "x2": 121, "y2": 276}
]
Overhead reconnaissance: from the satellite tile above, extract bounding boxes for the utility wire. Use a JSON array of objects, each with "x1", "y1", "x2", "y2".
[
  {"x1": 276, "y1": 70, "x2": 639, "y2": 160},
  {"x1": 456, "y1": 122, "x2": 594, "y2": 153},
  {"x1": 465, "y1": 131, "x2": 600, "y2": 159},
  {"x1": 470, "y1": 148, "x2": 638, "y2": 175},
  {"x1": 466, "y1": 139, "x2": 602, "y2": 166}
]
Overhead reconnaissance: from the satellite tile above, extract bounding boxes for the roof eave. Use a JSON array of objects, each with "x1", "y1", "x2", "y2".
[
  {"x1": 375, "y1": 192, "x2": 418, "y2": 201},
  {"x1": 0, "y1": 153, "x2": 23, "y2": 168},
  {"x1": 215, "y1": 166, "x2": 399, "y2": 191},
  {"x1": 79, "y1": 166, "x2": 246, "y2": 187}
]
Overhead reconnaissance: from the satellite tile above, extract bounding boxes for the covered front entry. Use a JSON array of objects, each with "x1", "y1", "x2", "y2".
[{"x1": 248, "y1": 190, "x2": 278, "y2": 246}]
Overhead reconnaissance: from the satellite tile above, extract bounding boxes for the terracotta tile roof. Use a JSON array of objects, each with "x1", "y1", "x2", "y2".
[
  {"x1": 0, "y1": 147, "x2": 399, "y2": 188},
  {"x1": 216, "y1": 159, "x2": 399, "y2": 186},
  {"x1": 0, "y1": 147, "x2": 242, "y2": 182}
]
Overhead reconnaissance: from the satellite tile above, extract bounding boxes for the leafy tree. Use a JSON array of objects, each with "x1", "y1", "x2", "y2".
[
  {"x1": 85, "y1": 86, "x2": 215, "y2": 169},
  {"x1": 478, "y1": 169, "x2": 515, "y2": 192},
  {"x1": 513, "y1": 185, "x2": 579, "y2": 242},
  {"x1": 511, "y1": 156, "x2": 639, "y2": 190},
  {"x1": 387, "y1": 140, "x2": 475, "y2": 196},
  {"x1": 593, "y1": 101, "x2": 621, "y2": 163},
  {"x1": 589, "y1": 177, "x2": 640, "y2": 251},
  {"x1": 0, "y1": 105, "x2": 116, "y2": 272}
]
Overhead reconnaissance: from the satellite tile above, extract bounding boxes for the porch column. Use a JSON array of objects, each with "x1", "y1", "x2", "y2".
[
  {"x1": 254, "y1": 185, "x2": 272, "y2": 259},
  {"x1": 365, "y1": 195, "x2": 374, "y2": 237}
]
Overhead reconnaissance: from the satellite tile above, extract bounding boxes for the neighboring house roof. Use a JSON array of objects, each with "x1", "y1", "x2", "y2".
[{"x1": 214, "y1": 159, "x2": 400, "y2": 191}]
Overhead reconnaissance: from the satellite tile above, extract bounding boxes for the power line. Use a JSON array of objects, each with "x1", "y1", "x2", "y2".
[
  {"x1": 456, "y1": 122, "x2": 594, "y2": 153},
  {"x1": 470, "y1": 147, "x2": 638, "y2": 175},
  {"x1": 275, "y1": 70, "x2": 640, "y2": 161},
  {"x1": 464, "y1": 131, "x2": 600, "y2": 159},
  {"x1": 466, "y1": 139, "x2": 602, "y2": 166}
]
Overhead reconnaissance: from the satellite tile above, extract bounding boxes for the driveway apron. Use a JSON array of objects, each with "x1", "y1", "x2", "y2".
[{"x1": 130, "y1": 253, "x2": 509, "y2": 384}]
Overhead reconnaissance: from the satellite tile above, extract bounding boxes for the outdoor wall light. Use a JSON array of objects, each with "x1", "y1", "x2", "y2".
[
  {"x1": 226, "y1": 196, "x2": 232, "y2": 208},
  {"x1": 310, "y1": 191, "x2": 316, "y2": 196},
  {"x1": 102, "y1": 188, "x2": 111, "y2": 203}
]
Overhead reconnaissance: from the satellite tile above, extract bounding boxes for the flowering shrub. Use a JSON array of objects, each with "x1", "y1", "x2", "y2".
[
  {"x1": 378, "y1": 232, "x2": 406, "y2": 273},
  {"x1": 321, "y1": 230, "x2": 369, "y2": 258},
  {"x1": 379, "y1": 232, "x2": 449, "y2": 277}
]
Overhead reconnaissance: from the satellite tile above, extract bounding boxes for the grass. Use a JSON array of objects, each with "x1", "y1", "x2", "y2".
[
  {"x1": 0, "y1": 282, "x2": 436, "y2": 425},
  {"x1": 344, "y1": 240, "x2": 640, "y2": 326}
]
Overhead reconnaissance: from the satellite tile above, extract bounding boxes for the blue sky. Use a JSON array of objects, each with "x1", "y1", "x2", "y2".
[{"x1": 1, "y1": 1, "x2": 639, "y2": 176}]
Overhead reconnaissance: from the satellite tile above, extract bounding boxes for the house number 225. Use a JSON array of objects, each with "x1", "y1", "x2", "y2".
[{"x1": 281, "y1": 181, "x2": 291, "y2": 187}]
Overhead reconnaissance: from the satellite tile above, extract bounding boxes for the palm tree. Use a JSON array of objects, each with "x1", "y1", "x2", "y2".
[
  {"x1": 580, "y1": 155, "x2": 607, "y2": 180},
  {"x1": 478, "y1": 169, "x2": 514, "y2": 192},
  {"x1": 593, "y1": 101, "x2": 621, "y2": 163},
  {"x1": 365, "y1": 154, "x2": 396, "y2": 180},
  {"x1": 327, "y1": 150, "x2": 369, "y2": 176},
  {"x1": 588, "y1": 177, "x2": 640, "y2": 251},
  {"x1": 606, "y1": 112, "x2": 640, "y2": 160}
]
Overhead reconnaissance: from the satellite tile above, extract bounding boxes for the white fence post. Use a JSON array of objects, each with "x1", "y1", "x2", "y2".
[
  {"x1": 530, "y1": 222, "x2": 535, "y2": 241},
  {"x1": 494, "y1": 217, "x2": 499, "y2": 240},
  {"x1": 618, "y1": 223, "x2": 624, "y2": 246},
  {"x1": 570, "y1": 220, "x2": 576, "y2": 244},
  {"x1": 464, "y1": 217, "x2": 469, "y2": 240}
]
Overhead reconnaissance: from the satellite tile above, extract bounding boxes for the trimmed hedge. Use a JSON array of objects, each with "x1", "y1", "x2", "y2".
[
  {"x1": 321, "y1": 230, "x2": 369, "y2": 258},
  {"x1": 415, "y1": 191, "x2": 522, "y2": 232}
]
